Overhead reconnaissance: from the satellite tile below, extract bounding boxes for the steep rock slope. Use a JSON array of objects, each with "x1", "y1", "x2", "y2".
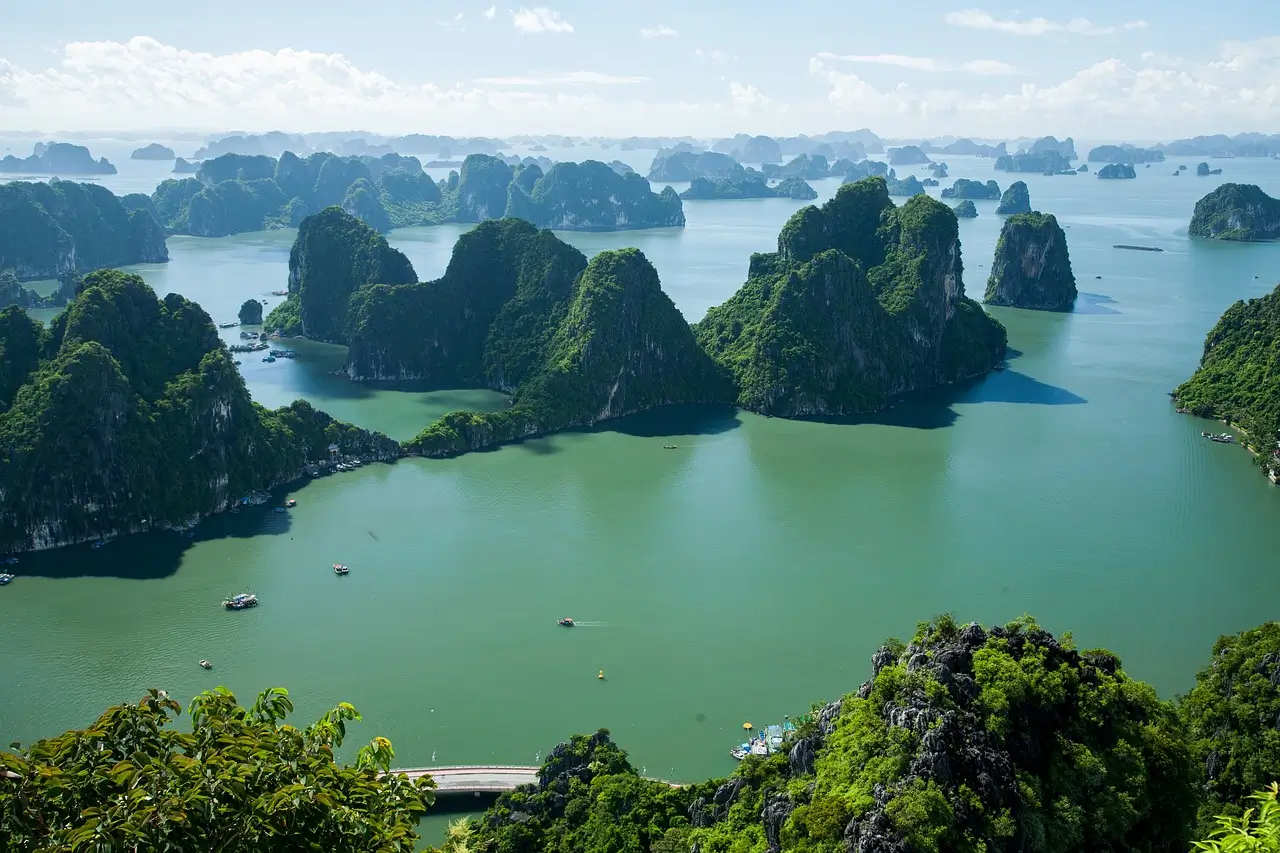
[
  {"x1": 1189, "y1": 184, "x2": 1280, "y2": 241},
  {"x1": 983, "y1": 212, "x2": 1077, "y2": 311},
  {"x1": 693, "y1": 177, "x2": 1006, "y2": 416},
  {"x1": 0, "y1": 270, "x2": 398, "y2": 552}
]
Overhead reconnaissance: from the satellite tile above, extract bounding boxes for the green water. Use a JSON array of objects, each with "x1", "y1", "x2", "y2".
[{"x1": 3, "y1": 158, "x2": 1280, "y2": 794}]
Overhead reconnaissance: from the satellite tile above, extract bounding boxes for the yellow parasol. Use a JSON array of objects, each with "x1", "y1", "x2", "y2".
[{"x1": 742, "y1": 722, "x2": 753, "y2": 731}]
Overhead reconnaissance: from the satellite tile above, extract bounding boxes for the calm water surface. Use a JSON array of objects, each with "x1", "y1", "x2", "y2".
[{"x1": 3, "y1": 155, "x2": 1280, "y2": 794}]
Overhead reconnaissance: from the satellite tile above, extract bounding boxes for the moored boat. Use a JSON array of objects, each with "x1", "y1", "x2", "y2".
[
  {"x1": 223, "y1": 593, "x2": 258, "y2": 610},
  {"x1": 199, "y1": 659, "x2": 213, "y2": 669},
  {"x1": 0, "y1": 573, "x2": 14, "y2": 585},
  {"x1": 334, "y1": 563, "x2": 349, "y2": 575},
  {"x1": 285, "y1": 499, "x2": 297, "y2": 508}
]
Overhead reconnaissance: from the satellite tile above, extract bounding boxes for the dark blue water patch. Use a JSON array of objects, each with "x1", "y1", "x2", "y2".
[
  {"x1": 963, "y1": 370, "x2": 1087, "y2": 406},
  {"x1": 1074, "y1": 292, "x2": 1121, "y2": 315}
]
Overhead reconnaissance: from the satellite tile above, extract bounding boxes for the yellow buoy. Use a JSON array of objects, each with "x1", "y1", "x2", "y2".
[{"x1": 598, "y1": 670, "x2": 605, "y2": 679}]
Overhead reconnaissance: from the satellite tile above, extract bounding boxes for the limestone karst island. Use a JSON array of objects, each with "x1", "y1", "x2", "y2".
[{"x1": 2, "y1": 7, "x2": 1280, "y2": 852}]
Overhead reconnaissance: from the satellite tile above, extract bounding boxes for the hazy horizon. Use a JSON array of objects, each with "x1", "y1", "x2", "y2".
[{"x1": 2, "y1": 1, "x2": 1277, "y2": 139}]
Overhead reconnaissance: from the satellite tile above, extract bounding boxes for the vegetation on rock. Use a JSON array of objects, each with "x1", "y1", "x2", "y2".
[
  {"x1": 445, "y1": 616, "x2": 1209, "y2": 853},
  {"x1": 1088, "y1": 144, "x2": 1164, "y2": 163},
  {"x1": 1174, "y1": 286, "x2": 1280, "y2": 469},
  {"x1": 996, "y1": 181, "x2": 1032, "y2": 215},
  {"x1": 941, "y1": 179, "x2": 1001, "y2": 200},
  {"x1": 680, "y1": 174, "x2": 816, "y2": 200},
  {"x1": 1180, "y1": 623, "x2": 1280, "y2": 835},
  {"x1": 953, "y1": 200, "x2": 979, "y2": 218},
  {"x1": 885, "y1": 172, "x2": 926, "y2": 197},
  {"x1": 0, "y1": 686, "x2": 435, "y2": 851},
  {"x1": 693, "y1": 177, "x2": 1006, "y2": 416},
  {"x1": 647, "y1": 149, "x2": 744, "y2": 182},
  {"x1": 1197, "y1": 162, "x2": 1225, "y2": 177},
  {"x1": 995, "y1": 151, "x2": 1071, "y2": 173},
  {"x1": 280, "y1": 208, "x2": 416, "y2": 343},
  {"x1": 0, "y1": 269, "x2": 399, "y2": 551},
  {"x1": 984, "y1": 212, "x2": 1077, "y2": 311},
  {"x1": 0, "y1": 181, "x2": 168, "y2": 281},
  {"x1": 887, "y1": 145, "x2": 932, "y2": 165},
  {"x1": 239, "y1": 298, "x2": 263, "y2": 325},
  {"x1": 1097, "y1": 163, "x2": 1138, "y2": 179},
  {"x1": 1189, "y1": 184, "x2": 1280, "y2": 241},
  {"x1": 130, "y1": 143, "x2": 176, "y2": 161}
]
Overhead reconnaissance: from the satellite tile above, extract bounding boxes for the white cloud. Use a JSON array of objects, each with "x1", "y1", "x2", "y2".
[
  {"x1": 438, "y1": 13, "x2": 465, "y2": 32},
  {"x1": 475, "y1": 71, "x2": 648, "y2": 85},
  {"x1": 815, "y1": 52, "x2": 1017, "y2": 75},
  {"x1": 483, "y1": 6, "x2": 496, "y2": 19},
  {"x1": 729, "y1": 82, "x2": 769, "y2": 109},
  {"x1": 510, "y1": 7, "x2": 573, "y2": 34},
  {"x1": 694, "y1": 48, "x2": 728, "y2": 64},
  {"x1": 944, "y1": 9, "x2": 1148, "y2": 36},
  {"x1": 640, "y1": 26, "x2": 678, "y2": 39}
]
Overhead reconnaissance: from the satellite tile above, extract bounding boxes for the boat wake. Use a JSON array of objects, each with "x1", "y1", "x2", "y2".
[{"x1": 568, "y1": 620, "x2": 610, "y2": 627}]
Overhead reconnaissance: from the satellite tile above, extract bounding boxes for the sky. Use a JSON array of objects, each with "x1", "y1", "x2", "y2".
[{"x1": 1, "y1": 0, "x2": 1277, "y2": 140}]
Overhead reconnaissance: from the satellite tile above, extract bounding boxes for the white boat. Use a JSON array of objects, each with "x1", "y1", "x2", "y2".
[
  {"x1": 0, "y1": 573, "x2": 14, "y2": 585},
  {"x1": 223, "y1": 593, "x2": 258, "y2": 610},
  {"x1": 199, "y1": 660, "x2": 212, "y2": 669}
]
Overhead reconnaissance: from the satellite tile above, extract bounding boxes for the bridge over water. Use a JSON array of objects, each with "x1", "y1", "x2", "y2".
[{"x1": 392, "y1": 765, "x2": 680, "y2": 795}]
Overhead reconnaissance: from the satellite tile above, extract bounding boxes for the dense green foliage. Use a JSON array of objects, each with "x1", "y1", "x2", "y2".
[
  {"x1": 996, "y1": 181, "x2": 1032, "y2": 215},
  {"x1": 1189, "y1": 184, "x2": 1280, "y2": 241},
  {"x1": 453, "y1": 616, "x2": 1211, "y2": 853},
  {"x1": 1194, "y1": 785, "x2": 1280, "y2": 852},
  {"x1": 1181, "y1": 623, "x2": 1280, "y2": 834},
  {"x1": 391, "y1": 229, "x2": 730, "y2": 456},
  {"x1": 0, "y1": 687, "x2": 435, "y2": 851},
  {"x1": 888, "y1": 145, "x2": 932, "y2": 165},
  {"x1": 884, "y1": 172, "x2": 925, "y2": 197},
  {"x1": 0, "y1": 180, "x2": 168, "y2": 280},
  {"x1": 507, "y1": 160, "x2": 684, "y2": 230},
  {"x1": 130, "y1": 143, "x2": 176, "y2": 160},
  {"x1": 693, "y1": 177, "x2": 1006, "y2": 416},
  {"x1": 761, "y1": 154, "x2": 832, "y2": 181},
  {"x1": 941, "y1": 179, "x2": 1001, "y2": 200},
  {"x1": 0, "y1": 270, "x2": 399, "y2": 551},
  {"x1": 1173, "y1": 285, "x2": 1280, "y2": 458},
  {"x1": 646, "y1": 149, "x2": 744, "y2": 181},
  {"x1": 984, "y1": 212, "x2": 1077, "y2": 311},
  {"x1": 285, "y1": 208, "x2": 417, "y2": 343},
  {"x1": 953, "y1": 200, "x2": 979, "y2": 218}
]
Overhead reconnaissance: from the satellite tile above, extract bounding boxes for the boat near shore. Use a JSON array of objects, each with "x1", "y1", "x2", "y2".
[
  {"x1": 223, "y1": 593, "x2": 258, "y2": 610},
  {"x1": 1113, "y1": 245, "x2": 1164, "y2": 252},
  {"x1": 731, "y1": 719, "x2": 797, "y2": 760},
  {"x1": 1202, "y1": 431, "x2": 1236, "y2": 444}
]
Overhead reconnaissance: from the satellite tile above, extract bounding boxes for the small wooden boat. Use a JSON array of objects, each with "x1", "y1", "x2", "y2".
[
  {"x1": 334, "y1": 564, "x2": 349, "y2": 575},
  {"x1": 0, "y1": 573, "x2": 14, "y2": 586},
  {"x1": 223, "y1": 593, "x2": 258, "y2": 610},
  {"x1": 199, "y1": 660, "x2": 212, "y2": 669},
  {"x1": 662, "y1": 444, "x2": 678, "y2": 450},
  {"x1": 285, "y1": 499, "x2": 297, "y2": 508},
  {"x1": 558, "y1": 617, "x2": 575, "y2": 627}
]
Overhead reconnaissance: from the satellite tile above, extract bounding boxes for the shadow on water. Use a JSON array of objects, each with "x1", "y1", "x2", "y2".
[
  {"x1": 14, "y1": 493, "x2": 298, "y2": 580},
  {"x1": 1075, "y1": 292, "x2": 1121, "y2": 315},
  {"x1": 805, "y1": 365, "x2": 1085, "y2": 430},
  {"x1": 603, "y1": 404, "x2": 742, "y2": 438}
]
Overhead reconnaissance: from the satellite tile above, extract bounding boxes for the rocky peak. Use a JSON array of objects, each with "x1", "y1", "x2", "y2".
[{"x1": 984, "y1": 211, "x2": 1077, "y2": 311}]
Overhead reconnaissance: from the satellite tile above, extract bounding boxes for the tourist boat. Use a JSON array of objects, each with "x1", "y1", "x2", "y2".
[
  {"x1": 662, "y1": 444, "x2": 678, "y2": 450},
  {"x1": 1202, "y1": 432, "x2": 1236, "y2": 444},
  {"x1": 223, "y1": 593, "x2": 258, "y2": 610},
  {"x1": 334, "y1": 563, "x2": 350, "y2": 575},
  {"x1": 0, "y1": 573, "x2": 14, "y2": 585},
  {"x1": 285, "y1": 499, "x2": 297, "y2": 508},
  {"x1": 218, "y1": 322, "x2": 237, "y2": 328},
  {"x1": 558, "y1": 617, "x2": 575, "y2": 627},
  {"x1": 199, "y1": 660, "x2": 213, "y2": 669},
  {"x1": 263, "y1": 355, "x2": 276, "y2": 363}
]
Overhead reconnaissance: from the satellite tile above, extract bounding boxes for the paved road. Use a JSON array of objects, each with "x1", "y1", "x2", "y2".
[{"x1": 394, "y1": 765, "x2": 538, "y2": 793}]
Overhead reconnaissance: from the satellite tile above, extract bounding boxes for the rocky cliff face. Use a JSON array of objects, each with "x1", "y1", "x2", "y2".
[
  {"x1": 1189, "y1": 183, "x2": 1280, "y2": 241},
  {"x1": 455, "y1": 155, "x2": 514, "y2": 222},
  {"x1": 995, "y1": 181, "x2": 1032, "y2": 215},
  {"x1": 0, "y1": 271, "x2": 400, "y2": 553},
  {"x1": 0, "y1": 181, "x2": 168, "y2": 281},
  {"x1": 694, "y1": 177, "x2": 1006, "y2": 417},
  {"x1": 984, "y1": 212, "x2": 1077, "y2": 311},
  {"x1": 647, "y1": 149, "x2": 743, "y2": 182},
  {"x1": 941, "y1": 178, "x2": 1001, "y2": 200},
  {"x1": 287, "y1": 208, "x2": 416, "y2": 343},
  {"x1": 1097, "y1": 163, "x2": 1137, "y2": 179},
  {"x1": 0, "y1": 143, "x2": 116, "y2": 176}
]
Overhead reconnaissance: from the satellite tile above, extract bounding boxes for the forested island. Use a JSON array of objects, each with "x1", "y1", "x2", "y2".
[
  {"x1": 1088, "y1": 144, "x2": 1164, "y2": 163},
  {"x1": 1173, "y1": 283, "x2": 1280, "y2": 475},
  {"x1": 0, "y1": 270, "x2": 398, "y2": 552},
  {"x1": 1188, "y1": 184, "x2": 1280, "y2": 241},
  {"x1": 984, "y1": 212, "x2": 1077, "y2": 311},
  {"x1": 996, "y1": 181, "x2": 1031, "y2": 214},
  {"x1": 152, "y1": 152, "x2": 682, "y2": 237},
  {"x1": 994, "y1": 151, "x2": 1071, "y2": 173},
  {"x1": 0, "y1": 142, "x2": 116, "y2": 176},
  {"x1": 0, "y1": 180, "x2": 168, "y2": 281},
  {"x1": 887, "y1": 144, "x2": 931, "y2": 165},
  {"x1": 130, "y1": 143, "x2": 176, "y2": 161},
  {"x1": 941, "y1": 178, "x2": 1001, "y2": 200},
  {"x1": 680, "y1": 174, "x2": 817, "y2": 200},
  {"x1": 953, "y1": 199, "x2": 978, "y2": 218},
  {"x1": 1096, "y1": 163, "x2": 1137, "y2": 179},
  {"x1": 3, "y1": 616, "x2": 1276, "y2": 851}
]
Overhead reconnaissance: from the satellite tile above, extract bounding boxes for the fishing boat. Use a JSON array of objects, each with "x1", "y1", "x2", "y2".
[
  {"x1": 223, "y1": 593, "x2": 258, "y2": 610},
  {"x1": 285, "y1": 499, "x2": 297, "y2": 508},
  {"x1": 273, "y1": 506, "x2": 286, "y2": 513},
  {"x1": 199, "y1": 660, "x2": 213, "y2": 669},
  {"x1": 1202, "y1": 431, "x2": 1236, "y2": 444},
  {"x1": 558, "y1": 617, "x2": 575, "y2": 627},
  {"x1": 262, "y1": 355, "x2": 276, "y2": 363},
  {"x1": 0, "y1": 573, "x2": 14, "y2": 585},
  {"x1": 218, "y1": 322, "x2": 238, "y2": 328},
  {"x1": 662, "y1": 444, "x2": 678, "y2": 450},
  {"x1": 334, "y1": 563, "x2": 349, "y2": 575}
]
